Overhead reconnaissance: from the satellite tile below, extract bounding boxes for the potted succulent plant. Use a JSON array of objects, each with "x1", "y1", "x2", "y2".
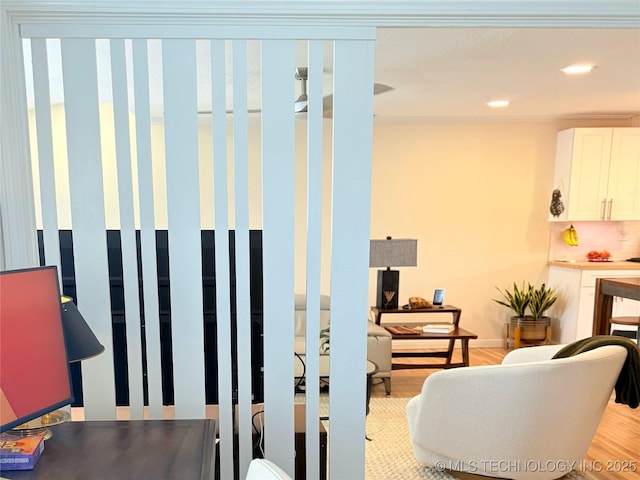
[
  {"x1": 494, "y1": 282, "x2": 557, "y2": 343},
  {"x1": 528, "y1": 283, "x2": 558, "y2": 321},
  {"x1": 319, "y1": 326, "x2": 330, "y2": 354},
  {"x1": 493, "y1": 282, "x2": 531, "y2": 318}
]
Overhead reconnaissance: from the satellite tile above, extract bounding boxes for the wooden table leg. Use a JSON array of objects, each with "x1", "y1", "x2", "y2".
[
  {"x1": 445, "y1": 338, "x2": 455, "y2": 367},
  {"x1": 461, "y1": 339, "x2": 470, "y2": 366},
  {"x1": 514, "y1": 326, "x2": 521, "y2": 349},
  {"x1": 593, "y1": 279, "x2": 614, "y2": 336}
]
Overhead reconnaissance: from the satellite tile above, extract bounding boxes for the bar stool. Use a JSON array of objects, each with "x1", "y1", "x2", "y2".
[{"x1": 609, "y1": 316, "x2": 640, "y2": 345}]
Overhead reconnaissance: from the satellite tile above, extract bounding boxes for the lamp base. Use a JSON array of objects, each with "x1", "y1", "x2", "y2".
[
  {"x1": 376, "y1": 269, "x2": 399, "y2": 309},
  {"x1": 6, "y1": 410, "x2": 70, "y2": 440}
]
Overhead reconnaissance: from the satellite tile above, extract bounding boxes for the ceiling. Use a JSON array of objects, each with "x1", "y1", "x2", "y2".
[
  {"x1": 372, "y1": 27, "x2": 640, "y2": 120},
  {"x1": 23, "y1": 27, "x2": 640, "y2": 121}
]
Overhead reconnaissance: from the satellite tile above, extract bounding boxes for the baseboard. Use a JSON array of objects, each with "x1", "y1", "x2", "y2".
[{"x1": 392, "y1": 338, "x2": 505, "y2": 350}]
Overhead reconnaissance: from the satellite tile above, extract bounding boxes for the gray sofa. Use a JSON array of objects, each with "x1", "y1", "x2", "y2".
[{"x1": 293, "y1": 294, "x2": 392, "y2": 394}]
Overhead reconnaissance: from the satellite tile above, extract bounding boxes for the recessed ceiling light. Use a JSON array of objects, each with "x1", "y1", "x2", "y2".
[
  {"x1": 487, "y1": 100, "x2": 510, "y2": 108},
  {"x1": 562, "y1": 65, "x2": 596, "y2": 75}
]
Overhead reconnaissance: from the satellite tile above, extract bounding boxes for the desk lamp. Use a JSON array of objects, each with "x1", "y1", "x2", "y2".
[
  {"x1": 370, "y1": 237, "x2": 417, "y2": 309},
  {"x1": 8, "y1": 296, "x2": 104, "y2": 439}
]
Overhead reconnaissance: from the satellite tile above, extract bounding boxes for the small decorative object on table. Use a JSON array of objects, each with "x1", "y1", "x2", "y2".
[
  {"x1": 383, "y1": 291, "x2": 396, "y2": 308},
  {"x1": 408, "y1": 296, "x2": 432, "y2": 309},
  {"x1": 587, "y1": 250, "x2": 611, "y2": 262}
]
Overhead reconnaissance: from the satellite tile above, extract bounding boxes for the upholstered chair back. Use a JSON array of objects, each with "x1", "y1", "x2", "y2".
[{"x1": 293, "y1": 294, "x2": 331, "y2": 337}]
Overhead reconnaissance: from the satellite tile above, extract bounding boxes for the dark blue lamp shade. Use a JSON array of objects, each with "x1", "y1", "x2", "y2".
[{"x1": 60, "y1": 296, "x2": 105, "y2": 363}]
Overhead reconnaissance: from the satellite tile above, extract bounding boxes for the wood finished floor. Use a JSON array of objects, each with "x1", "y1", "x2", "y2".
[{"x1": 369, "y1": 347, "x2": 640, "y2": 480}]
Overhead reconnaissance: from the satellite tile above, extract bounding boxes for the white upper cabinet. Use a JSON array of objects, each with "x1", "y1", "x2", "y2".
[{"x1": 549, "y1": 127, "x2": 640, "y2": 221}]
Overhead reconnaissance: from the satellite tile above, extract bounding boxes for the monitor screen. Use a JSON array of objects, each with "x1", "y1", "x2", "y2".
[{"x1": 0, "y1": 266, "x2": 73, "y2": 433}]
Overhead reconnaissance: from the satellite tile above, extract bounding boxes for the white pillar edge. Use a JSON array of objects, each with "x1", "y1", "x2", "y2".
[{"x1": 0, "y1": 8, "x2": 39, "y2": 271}]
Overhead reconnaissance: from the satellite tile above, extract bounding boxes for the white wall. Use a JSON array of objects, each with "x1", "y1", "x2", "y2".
[
  {"x1": 368, "y1": 117, "x2": 636, "y2": 344},
  {"x1": 30, "y1": 107, "x2": 636, "y2": 344}
]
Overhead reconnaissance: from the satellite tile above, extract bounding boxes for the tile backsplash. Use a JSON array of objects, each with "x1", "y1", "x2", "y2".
[{"x1": 548, "y1": 221, "x2": 640, "y2": 262}]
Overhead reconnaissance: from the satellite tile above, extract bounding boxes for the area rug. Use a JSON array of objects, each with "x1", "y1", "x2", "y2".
[{"x1": 364, "y1": 397, "x2": 594, "y2": 480}]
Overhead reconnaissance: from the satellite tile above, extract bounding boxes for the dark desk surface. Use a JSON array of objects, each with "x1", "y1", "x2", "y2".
[{"x1": 2, "y1": 419, "x2": 217, "y2": 480}]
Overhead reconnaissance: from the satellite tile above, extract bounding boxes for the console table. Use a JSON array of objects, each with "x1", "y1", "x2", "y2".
[
  {"x1": 371, "y1": 305, "x2": 477, "y2": 369},
  {"x1": 2, "y1": 419, "x2": 217, "y2": 480}
]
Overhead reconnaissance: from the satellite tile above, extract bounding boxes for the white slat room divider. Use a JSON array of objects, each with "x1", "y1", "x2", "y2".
[
  {"x1": 303, "y1": 39, "x2": 325, "y2": 480},
  {"x1": 209, "y1": 38, "x2": 235, "y2": 480},
  {"x1": 110, "y1": 38, "x2": 145, "y2": 419},
  {"x1": 30, "y1": 39, "x2": 62, "y2": 282},
  {"x1": 230, "y1": 39, "x2": 255, "y2": 479},
  {"x1": 161, "y1": 38, "x2": 207, "y2": 420},
  {"x1": 131, "y1": 38, "x2": 164, "y2": 420},
  {"x1": 15, "y1": 16, "x2": 375, "y2": 480},
  {"x1": 261, "y1": 39, "x2": 297, "y2": 475},
  {"x1": 59, "y1": 38, "x2": 117, "y2": 419}
]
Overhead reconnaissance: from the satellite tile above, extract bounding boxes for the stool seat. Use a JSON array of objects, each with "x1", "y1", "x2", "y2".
[
  {"x1": 608, "y1": 316, "x2": 640, "y2": 326},
  {"x1": 609, "y1": 316, "x2": 639, "y2": 345}
]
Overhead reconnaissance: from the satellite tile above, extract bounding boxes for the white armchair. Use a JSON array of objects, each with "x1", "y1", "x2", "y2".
[
  {"x1": 246, "y1": 459, "x2": 292, "y2": 480},
  {"x1": 406, "y1": 343, "x2": 628, "y2": 480}
]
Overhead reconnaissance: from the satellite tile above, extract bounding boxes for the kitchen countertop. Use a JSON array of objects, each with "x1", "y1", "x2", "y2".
[{"x1": 547, "y1": 260, "x2": 640, "y2": 270}]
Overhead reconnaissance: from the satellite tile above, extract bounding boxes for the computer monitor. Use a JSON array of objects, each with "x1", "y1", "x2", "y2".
[{"x1": 0, "y1": 265, "x2": 74, "y2": 433}]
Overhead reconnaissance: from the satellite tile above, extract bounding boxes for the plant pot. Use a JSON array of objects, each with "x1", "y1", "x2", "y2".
[{"x1": 509, "y1": 316, "x2": 551, "y2": 341}]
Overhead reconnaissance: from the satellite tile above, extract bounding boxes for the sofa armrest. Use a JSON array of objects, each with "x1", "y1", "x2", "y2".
[{"x1": 367, "y1": 320, "x2": 391, "y2": 338}]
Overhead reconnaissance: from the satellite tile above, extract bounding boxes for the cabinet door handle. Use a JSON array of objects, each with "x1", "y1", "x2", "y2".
[
  {"x1": 607, "y1": 199, "x2": 613, "y2": 220},
  {"x1": 600, "y1": 199, "x2": 606, "y2": 220}
]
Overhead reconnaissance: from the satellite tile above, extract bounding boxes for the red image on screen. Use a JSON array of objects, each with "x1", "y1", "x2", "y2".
[{"x1": 0, "y1": 266, "x2": 73, "y2": 432}]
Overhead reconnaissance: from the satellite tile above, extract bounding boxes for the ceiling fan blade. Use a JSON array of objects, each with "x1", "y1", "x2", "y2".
[
  {"x1": 321, "y1": 83, "x2": 392, "y2": 118},
  {"x1": 374, "y1": 83, "x2": 394, "y2": 95}
]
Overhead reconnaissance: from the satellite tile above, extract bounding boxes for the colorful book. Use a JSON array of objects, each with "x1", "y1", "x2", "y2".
[{"x1": 0, "y1": 435, "x2": 45, "y2": 471}]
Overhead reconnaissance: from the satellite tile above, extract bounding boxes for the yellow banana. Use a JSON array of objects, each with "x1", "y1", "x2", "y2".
[{"x1": 561, "y1": 224, "x2": 579, "y2": 246}]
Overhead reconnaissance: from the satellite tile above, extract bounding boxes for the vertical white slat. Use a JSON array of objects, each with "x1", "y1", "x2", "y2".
[
  {"x1": 162, "y1": 39, "x2": 205, "y2": 419},
  {"x1": 328, "y1": 38, "x2": 375, "y2": 480},
  {"x1": 110, "y1": 38, "x2": 144, "y2": 419},
  {"x1": 131, "y1": 38, "x2": 163, "y2": 419},
  {"x1": 0, "y1": 10, "x2": 39, "y2": 270},
  {"x1": 210, "y1": 38, "x2": 234, "y2": 480},
  {"x1": 31, "y1": 39, "x2": 62, "y2": 275},
  {"x1": 303, "y1": 39, "x2": 324, "y2": 480},
  {"x1": 60, "y1": 38, "x2": 116, "y2": 419},
  {"x1": 261, "y1": 39, "x2": 296, "y2": 476},
  {"x1": 231, "y1": 39, "x2": 254, "y2": 480}
]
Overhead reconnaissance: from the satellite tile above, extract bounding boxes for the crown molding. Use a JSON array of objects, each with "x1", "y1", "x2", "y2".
[{"x1": 4, "y1": 0, "x2": 639, "y2": 28}]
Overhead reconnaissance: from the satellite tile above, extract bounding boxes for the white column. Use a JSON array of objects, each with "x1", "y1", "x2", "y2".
[{"x1": 0, "y1": 8, "x2": 38, "y2": 270}]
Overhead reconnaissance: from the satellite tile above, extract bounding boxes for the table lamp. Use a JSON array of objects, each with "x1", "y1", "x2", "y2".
[
  {"x1": 8, "y1": 296, "x2": 104, "y2": 439},
  {"x1": 370, "y1": 237, "x2": 417, "y2": 309}
]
